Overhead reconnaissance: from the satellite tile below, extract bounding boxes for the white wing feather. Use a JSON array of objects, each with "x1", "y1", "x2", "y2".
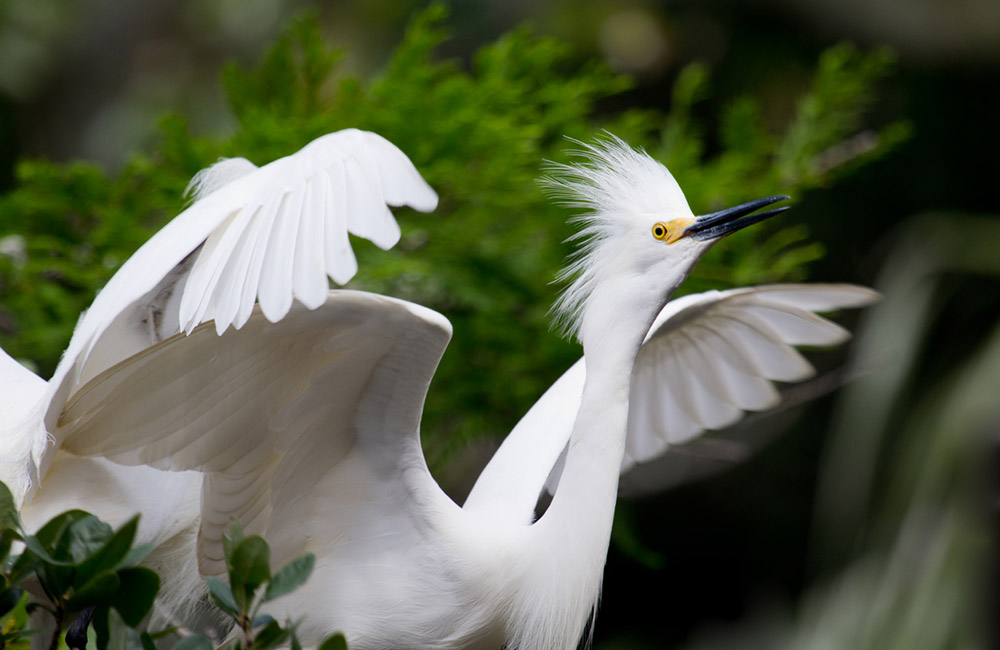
[
  {"x1": 56, "y1": 291, "x2": 455, "y2": 576},
  {"x1": 620, "y1": 285, "x2": 862, "y2": 463},
  {"x1": 178, "y1": 129, "x2": 436, "y2": 333},
  {"x1": 40, "y1": 130, "x2": 436, "y2": 474},
  {"x1": 464, "y1": 283, "x2": 879, "y2": 523}
]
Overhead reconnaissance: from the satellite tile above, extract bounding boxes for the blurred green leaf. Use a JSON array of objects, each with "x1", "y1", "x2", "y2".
[
  {"x1": 262, "y1": 553, "x2": 314, "y2": 603},
  {"x1": 252, "y1": 620, "x2": 290, "y2": 650},
  {"x1": 66, "y1": 571, "x2": 120, "y2": 612},
  {"x1": 252, "y1": 614, "x2": 276, "y2": 628},
  {"x1": 0, "y1": 482, "x2": 20, "y2": 532},
  {"x1": 139, "y1": 631, "x2": 156, "y2": 650},
  {"x1": 75, "y1": 517, "x2": 138, "y2": 589},
  {"x1": 317, "y1": 632, "x2": 349, "y2": 650},
  {"x1": 107, "y1": 567, "x2": 159, "y2": 627},
  {"x1": 57, "y1": 515, "x2": 114, "y2": 564},
  {"x1": 116, "y1": 542, "x2": 153, "y2": 570},
  {"x1": 22, "y1": 510, "x2": 90, "y2": 565},
  {"x1": 227, "y1": 536, "x2": 270, "y2": 611},
  {"x1": 0, "y1": 586, "x2": 24, "y2": 618},
  {"x1": 205, "y1": 576, "x2": 239, "y2": 618}
]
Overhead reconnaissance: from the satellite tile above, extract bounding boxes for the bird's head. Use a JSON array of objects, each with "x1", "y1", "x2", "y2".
[{"x1": 544, "y1": 135, "x2": 788, "y2": 348}]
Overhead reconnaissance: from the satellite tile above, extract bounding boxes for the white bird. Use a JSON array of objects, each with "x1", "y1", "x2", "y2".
[{"x1": 0, "y1": 130, "x2": 876, "y2": 650}]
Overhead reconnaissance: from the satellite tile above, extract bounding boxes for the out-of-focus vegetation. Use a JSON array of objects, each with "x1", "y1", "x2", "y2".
[
  {"x1": 0, "y1": 480, "x2": 342, "y2": 650},
  {"x1": 670, "y1": 214, "x2": 995, "y2": 650},
  {"x1": 0, "y1": 7, "x2": 904, "y2": 461},
  {"x1": 0, "y1": 3, "x2": 994, "y2": 650}
]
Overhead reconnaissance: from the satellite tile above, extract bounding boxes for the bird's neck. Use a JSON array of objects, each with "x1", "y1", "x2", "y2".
[{"x1": 508, "y1": 278, "x2": 659, "y2": 650}]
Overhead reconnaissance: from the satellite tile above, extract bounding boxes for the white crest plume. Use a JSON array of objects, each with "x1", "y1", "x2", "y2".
[{"x1": 542, "y1": 134, "x2": 691, "y2": 339}]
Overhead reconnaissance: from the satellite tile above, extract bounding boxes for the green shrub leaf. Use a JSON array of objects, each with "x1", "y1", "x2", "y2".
[
  {"x1": 0, "y1": 482, "x2": 20, "y2": 532},
  {"x1": 57, "y1": 515, "x2": 114, "y2": 564},
  {"x1": 227, "y1": 535, "x2": 270, "y2": 610},
  {"x1": 108, "y1": 567, "x2": 160, "y2": 626},
  {"x1": 263, "y1": 553, "x2": 314, "y2": 602},
  {"x1": 66, "y1": 571, "x2": 120, "y2": 612},
  {"x1": 205, "y1": 576, "x2": 239, "y2": 618},
  {"x1": 252, "y1": 620, "x2": 290, "y2": 650},
  {"x1": 317, "y1": 632, "x2": 349, "y2": 650},
  {"x1": 75, "y1": 516, "x2": 139, "y2": 588}
]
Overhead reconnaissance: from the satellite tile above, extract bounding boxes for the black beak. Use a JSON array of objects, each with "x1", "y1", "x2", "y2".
[{"x1": 683, "y1": 195, "x2": 790, "y2": 241}]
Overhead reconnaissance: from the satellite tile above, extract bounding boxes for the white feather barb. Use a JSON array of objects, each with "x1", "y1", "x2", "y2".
[
  {"x1": 175, "y1": 129, "x2": 438, "y2": 334},
  {"x1": 185, "y1": 157, "x2": 259, "y2": 201}
]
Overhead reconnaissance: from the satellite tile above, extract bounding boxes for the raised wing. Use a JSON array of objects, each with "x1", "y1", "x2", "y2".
[
  {"x1": 463, "y1": 283, "x2": 878, "y2": 524},
  {"x1": 55, "y1": 290, "x2": 455, "y2": 574},
  {"x1": 178, "y1": 130, "x2": 437, "y2": 334},
  {"x1": 42, "y1": 129, "x2": 436, "y2": 469},
  {"x1": 623, "y1": 283, "x2": 878, "y2": 464}
]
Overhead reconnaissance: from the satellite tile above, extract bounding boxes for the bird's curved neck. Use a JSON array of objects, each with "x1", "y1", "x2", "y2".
[{"x1": 508, "y1": 278, "x2": 660, "y2": 650}]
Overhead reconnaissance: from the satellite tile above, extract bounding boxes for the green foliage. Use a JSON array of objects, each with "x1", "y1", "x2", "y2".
[
  {"x1": 0, "y1": 482, "x2": 158, "y2": 650},
  {"x1": 0, "y1": 6, "x2": 904, "y2": 465},
  {"x1": 181, "y1": 523, "x2": 341, "y2": 650},
  {"x1": 0, "y1": 484, "x2": 342, "y2": 650},
  {"x1": 651, "y1": 43, "x2": 908, "y2": 294}
]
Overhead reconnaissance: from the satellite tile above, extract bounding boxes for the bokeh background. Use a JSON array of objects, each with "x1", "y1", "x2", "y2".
[{"x1": 1, "y1": 1, "x2": 997, "y2": 648}]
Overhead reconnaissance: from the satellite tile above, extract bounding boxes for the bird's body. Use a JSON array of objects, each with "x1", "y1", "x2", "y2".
[{"x1": 0, "y1": 130, "x2": 876, "y2": 649}]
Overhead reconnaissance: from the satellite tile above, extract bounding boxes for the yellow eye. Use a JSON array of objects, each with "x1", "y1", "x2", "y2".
[{"x1": 651, "y1": 217, "x2": 696, "y2": 244}]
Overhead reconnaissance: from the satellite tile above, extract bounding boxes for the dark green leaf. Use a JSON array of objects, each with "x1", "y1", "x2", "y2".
[
  {"x1": 171, "y1": 635, "x2": 213, "y2": 650},
  {"x1": 0, "y1": 482, "x2": 20, "y2": 531},
  {"x1": 58, "y1": 515, "x2": 114, "y2": 564},
  {"x1": 21, "y1": 510, "x2": 91, "y2": 566},
  {"x1": 107, "y1": 567, "x2": 159, "y2": 627},
  {"x1": 317, "y1": 632, "x2": 348, "y2": 650},
  {"x1": 0, "y1": 586, "x2": 23, "y2": 617},
  {"x1": 252, "y1": 614, "x2": 275, "y2": 628},
  {"x1": 7, "y1": 553, "x2": 34, "y2": 585},
  {"x1": 116, "y1": 543, "x2": 153, "y2": 570},
  {"x1": 262, "y1": 553, "x2": 314, "y2": 602},
  {"x1": 251, "y1": 620, "x2": 289, "y2": 650},
  {"x1": 37, "y1": 557, "x2": 75, "y2": 597},
  {"x1": 205, "y1": 576, "x2": 238, "y2": 618},
  {"x1": 0, "y1": 528, "x2": 23, "y2": 569},
  {"x1": 25, "y1": 602, "x2": 55, "y2": 616},
  {"x1": 75, "y1": 517, "x2": 139, "y2": 588},
  {"x1": 93, "y1": 605, "x2": 110, "y2": 650},
  {"x1": 139, "y1": 631, "x2": 156, "y2": 650},
  {"x1": 227, "y1": 535, "x2": 270, "y2": 610},
  {"x1": 66, "y1": 571, "x2": 120, "y2": 612}
]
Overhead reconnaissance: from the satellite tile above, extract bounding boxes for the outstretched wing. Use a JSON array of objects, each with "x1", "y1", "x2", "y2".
[
  {"x1": 55, "y1": 290, "x2": 455, "y2": 574},
  {"x1": 41, "y1": 129, "x2": 436, "y2": 477},
  {"x1": 463, "y1": 283, "x2": 878, "y2": 524},
  {"x1": 623, "y1": 283, "x2": 878, "y2": 464}
]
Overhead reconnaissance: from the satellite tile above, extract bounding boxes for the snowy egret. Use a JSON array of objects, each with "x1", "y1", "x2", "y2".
[{"x1": 0, "y1": 130, "x2": 876, "y2": 649}]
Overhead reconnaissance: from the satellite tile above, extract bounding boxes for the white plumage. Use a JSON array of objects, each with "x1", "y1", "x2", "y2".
[{"x1": 0, "y1": 130, "x2": 876, "y2": 649}]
